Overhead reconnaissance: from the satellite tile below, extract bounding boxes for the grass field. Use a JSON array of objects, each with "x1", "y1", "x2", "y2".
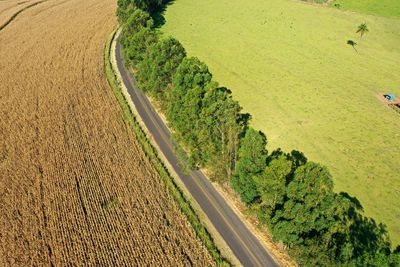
[
  {"x1": 0, "y1": 0, "x2": 215, "y2": 265},
  {"x1": 161, "y1": 0, "x2": 400, "y2": 245},
  {"x1": 331, "y1": 0, "x2": 400, "y2": 18}
]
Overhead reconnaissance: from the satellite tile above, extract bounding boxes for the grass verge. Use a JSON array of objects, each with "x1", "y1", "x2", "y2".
[{"x1": 104, "y1": 29, "x2": 231, "y2": 266}]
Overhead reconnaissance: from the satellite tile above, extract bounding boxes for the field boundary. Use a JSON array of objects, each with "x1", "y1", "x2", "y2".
[{"x1": 104, "y1": 28, "x2": 236, "y2": 267}]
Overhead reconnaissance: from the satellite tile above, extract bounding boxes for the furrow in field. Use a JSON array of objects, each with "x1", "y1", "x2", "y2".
[{"x1": 0, "y1": 0, "x2": 45, "y2": 32}]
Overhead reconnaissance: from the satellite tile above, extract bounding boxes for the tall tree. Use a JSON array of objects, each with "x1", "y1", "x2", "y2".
[
  {"x1": 133, "y1": 0, "x2": 163, "y2": 13},
  {"x1": 123, "y1": 27, "x2": 158, "y2": 66},
  {"x1": 137, "y1": 37, "x2": 186, "y2": 99},
  {"x1": 123, "y1": 9, "x2": 154, "y2": 38},
  {"x1": 167, "y1": 57, "x2": 215, "y2": 163},
  {"x1": 272, "y1": 162, "x2": 338, "y2": 247},
  {"x1": 199, "y1": 87, "x2": 247, "y2": 181},
  {"x1": 118, "y1": 0, "x2": 163, "y2": 14},
  {"x1": 255, "y1": 155, "x2": 292, "y2": 219},
  {"x1": 117, "y1": 0, "x2": 136, "y2": 23},
  {"x1": 121, "y1": 10, "x2": 157, "y2": 67},
  {"x1": 231, "y1": 128, "x2": 267, "y2": 204}
]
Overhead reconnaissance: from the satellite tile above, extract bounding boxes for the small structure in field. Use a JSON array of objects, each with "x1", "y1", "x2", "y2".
[
  {"x1": 384, "y1": 94, "x2": 396, "y2": 102},
  {"x1": 382, "y1": 93, "x2": 400, "y2": 112}
]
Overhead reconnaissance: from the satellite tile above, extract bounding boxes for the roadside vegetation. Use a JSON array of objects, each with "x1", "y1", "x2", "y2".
[
  {"x1": 117, "y1": 0, "x2": 400, "y2": 266},
  {"x1": 105, "y1": 27, "x2": 229, "y2": 266}
]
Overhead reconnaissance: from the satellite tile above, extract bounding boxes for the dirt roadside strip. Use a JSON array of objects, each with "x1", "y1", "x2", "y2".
[{"x1": 109, "y1": 28, "x2": 282, "y2": 267}]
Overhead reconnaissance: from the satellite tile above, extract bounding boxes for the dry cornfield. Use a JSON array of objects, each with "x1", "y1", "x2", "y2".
[{"x1": 0, "y1": 0, "x2": 216, "y2": 266}]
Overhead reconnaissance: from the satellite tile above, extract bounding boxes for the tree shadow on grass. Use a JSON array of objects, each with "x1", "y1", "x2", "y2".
[
  {"x1": 338, "y1": 191, "x2": 393, "y2": 259},
  {"x1": 289, "y1": 150, "x2": 307, "y2": 168},
  {"x1": 152, "y1": 0, "x2": 176, "y2": 29},
  {"x1": 349, "y1": 213, "x2": 391, "y2": 257},
  {"x1": 340, "y1": 191, "x2": 363, "y2": 211}
]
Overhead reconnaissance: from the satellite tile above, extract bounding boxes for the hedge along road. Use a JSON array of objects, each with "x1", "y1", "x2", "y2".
[{"x1": 114, "y1": 33, "x2": 280, "y2": 267}]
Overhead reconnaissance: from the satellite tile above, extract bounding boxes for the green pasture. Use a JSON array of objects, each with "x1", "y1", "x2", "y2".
[
  {"x1": 161, "y1": 0, "x2": 400, "y2": 245},
  {"x1": 331, "y1": 0, "x2": 400, "y2": 18}
]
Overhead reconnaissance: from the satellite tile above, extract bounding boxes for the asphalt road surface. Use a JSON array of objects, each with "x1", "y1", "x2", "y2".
[{"x1": 115, "y1": 37, "x2": 279, "y2": 267}]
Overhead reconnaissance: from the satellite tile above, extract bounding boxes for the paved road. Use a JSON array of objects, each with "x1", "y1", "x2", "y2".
[{"x1": 115, "y1": 38, "x2": 279, "y2": 267}]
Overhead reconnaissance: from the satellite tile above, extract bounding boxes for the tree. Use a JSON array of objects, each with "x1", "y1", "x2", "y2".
[
  {"x1": 167, "y1": 57, "x2": 216, "y2": 163},
  {"x1": 120, "y1": 9, "x2": 158, "y2": 67},
  {"x1": 231, "y1": 128, "x2": 267, "y2": 204},
  {"x1": 198, "y1": 87, "x2": 247, "y2": 181},
  {"x1": 123, "y1": 27, "x2": 158, "y2": 66},
  {"x1": 137, "y1": 37, "x2": 186, "y2": 99},
  {"x1": 356, "y1": 22, "x2": 369, "y2": 38},
  {"x1": 117, "y1": 0, "x2": 136, "y2": 23},
  {"x1": 272, "y1": 162, "x2": 338, "y2": 247},
  {"x1": 118, "y1": 0, "x2": 164, "y2": 14},
  {"x1": 255, "y1": 155, "x2": 292, "y2": 218},
  {"x1": 123, "y1": 9, "x2": 154, "y2": 38},
  {"x1": 131, "y1": 0, "x2": 163, "y2": 13},
  {"x1": 389, "y1": 250, "x2": 400, "y2": 266}
]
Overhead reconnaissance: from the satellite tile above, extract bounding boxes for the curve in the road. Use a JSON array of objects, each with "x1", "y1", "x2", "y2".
[{"x1": 114, "y1": 34, "x2": 280, "y2": 267}]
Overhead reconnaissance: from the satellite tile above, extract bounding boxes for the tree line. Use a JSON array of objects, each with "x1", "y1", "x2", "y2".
[{"x1": 116, "y1": 1, "x2": 400, "y2": 266}]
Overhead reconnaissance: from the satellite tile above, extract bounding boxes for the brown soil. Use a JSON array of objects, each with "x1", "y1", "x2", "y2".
[{"x1": 0, "y1": 1, "x2": 215, "y2": 266}]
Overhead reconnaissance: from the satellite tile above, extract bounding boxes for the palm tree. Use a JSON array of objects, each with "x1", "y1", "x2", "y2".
[
  {"x1": 347, "y1": 40, "x2": 358, "y2": 52},
  {"x1": 356, "y1": 23, "x2": 369, "y2": 38}
]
